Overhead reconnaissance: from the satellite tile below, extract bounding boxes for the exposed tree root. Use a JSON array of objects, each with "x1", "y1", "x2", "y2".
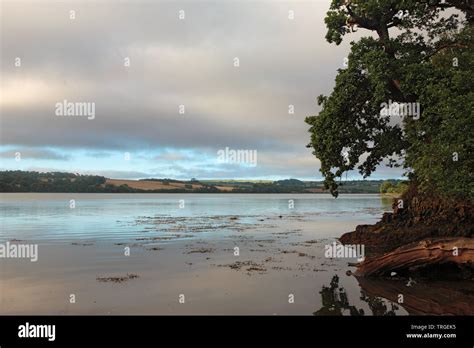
[{"x1": 355, "y1": 238, "x2": 474, "y2": 277}]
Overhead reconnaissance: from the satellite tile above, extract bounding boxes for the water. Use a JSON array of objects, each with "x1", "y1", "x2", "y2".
[
  {"x1": 1, "y1": 193, "x2": 386, "y2": 242},
  {"x1": 0, "y1": 193, "x2": 471, "y2": 315}
]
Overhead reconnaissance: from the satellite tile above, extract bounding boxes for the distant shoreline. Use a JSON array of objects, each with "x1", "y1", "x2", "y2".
[
  {"x1": 0, "y1": 170, "x2": 405, "y2": 194},
  {"x1": 0, "y1": 191, "x2": 384, "y2": 195}
]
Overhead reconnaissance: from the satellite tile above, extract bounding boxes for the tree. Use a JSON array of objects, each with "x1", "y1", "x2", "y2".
[
  {"x1": 306, "y1": 0, "x2": 473, "y2": 200},
  {"x1": 380, "y1": 181, "x2": 394, "y2": 194}
]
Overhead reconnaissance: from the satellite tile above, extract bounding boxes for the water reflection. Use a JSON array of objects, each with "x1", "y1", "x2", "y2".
[
  {"x1": 313, "y1": 275, "x2": 365, "y2": 316},
  {"x1": 355, "y1": 276, "x2": 474, "y2": 315},
  {"x1": 314, "y1": 274, "x2": 474, "y2": 316},
  {"x1": 313, "y1": 275, "x2": 399, "y2": 316}
]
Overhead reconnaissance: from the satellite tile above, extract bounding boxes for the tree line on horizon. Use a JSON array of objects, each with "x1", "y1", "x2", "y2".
[{"x1": 0, "y1": 170, "x2": 403, "y2": 194}]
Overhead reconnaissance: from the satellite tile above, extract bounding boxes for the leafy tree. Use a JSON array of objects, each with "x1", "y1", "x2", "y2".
[
  {"x1": 380, "y1": 181, "x2": 394, "y2": 193},
  {"x1": 306, "y1": 0, "x2": 473, "y2": 200},
  {"x1": 380, "y1": 180, "x2": 408, "y2": 194}
]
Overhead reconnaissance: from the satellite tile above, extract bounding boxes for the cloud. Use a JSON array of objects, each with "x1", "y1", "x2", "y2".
[
  {"x1": 0, "y1": 1, "x2": 399, "y2": 180},
  {"x1": 0, "y1": 148, "x2": 71, "y2": 161},
  {"x1": 84, "y1": 151, "x2": 114, "y2": 158},
  {"x1": 80, "y1": 170, "x2": 155, "y2": 179},
  {"x1": 153, "y1": 152, "x2": 191, "y2": 162}
]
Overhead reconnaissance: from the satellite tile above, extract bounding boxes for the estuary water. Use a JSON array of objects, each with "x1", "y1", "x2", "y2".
[{"x1": 0, "y1": 193, "x2": 472, "y2": 315}]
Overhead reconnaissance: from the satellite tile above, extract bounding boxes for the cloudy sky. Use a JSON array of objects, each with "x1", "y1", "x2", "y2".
[{"x1": 0, "y1": 0, "x2": 404, "y2": 181}]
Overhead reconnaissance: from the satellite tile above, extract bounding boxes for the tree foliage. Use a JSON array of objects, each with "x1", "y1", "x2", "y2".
[
  {"x1": 306, "y1": 0, "x2": 473, "y2": 200},
  {"x1": 380, "y1": 180, "x2": 408, "y2": 194}
]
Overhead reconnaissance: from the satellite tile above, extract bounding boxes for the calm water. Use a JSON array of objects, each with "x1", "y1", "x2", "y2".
[
  {"x1": 0, "y1": 193, "x2": 387, "y2": 243},
  {"x1": 0, "y1": 193, "x2": 471, "y2": 315}
]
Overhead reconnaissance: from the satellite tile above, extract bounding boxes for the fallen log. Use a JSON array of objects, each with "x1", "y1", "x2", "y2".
[{"x1": 355, "y1": 237, "x2": 474, "y2": 277}]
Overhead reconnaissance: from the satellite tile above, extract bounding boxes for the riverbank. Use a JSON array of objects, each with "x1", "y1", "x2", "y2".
[{"x1": 340, "y1": 185, "x2": 474, "y2": 279}]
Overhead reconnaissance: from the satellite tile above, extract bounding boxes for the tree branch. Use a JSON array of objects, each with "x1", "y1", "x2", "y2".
[
  {"x1": 423, "y1": 42, "x2": 468, "y2": 61},
  {"x1": 345, "y1": 4, "x2": 379, "y2": 31}
]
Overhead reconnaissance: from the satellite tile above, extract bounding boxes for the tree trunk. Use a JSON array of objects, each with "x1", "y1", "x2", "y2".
[{"x1": 355, "y1": 237, "x2": 474, "y2": 277}]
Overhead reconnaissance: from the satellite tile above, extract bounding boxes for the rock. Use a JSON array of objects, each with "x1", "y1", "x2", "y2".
[{"x1": 340, "y1": 190, "x2": 473, "y2": 258}]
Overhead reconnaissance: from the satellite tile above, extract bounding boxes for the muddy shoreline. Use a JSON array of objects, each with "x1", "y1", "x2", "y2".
[{"x1": 339, "y1": 186, "x2": 474, "y2": 279}]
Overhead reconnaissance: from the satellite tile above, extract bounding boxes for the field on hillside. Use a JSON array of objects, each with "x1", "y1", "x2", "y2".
[
  {"x1": 105, "y1": 179, "x2": 202, "y2": 190},
  {"x1": 106, "y1": 179, "x2": 233, "y2": 191}
]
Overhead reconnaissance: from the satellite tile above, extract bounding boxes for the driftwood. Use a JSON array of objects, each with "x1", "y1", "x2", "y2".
[{"x1": 355, "y1": 237, "x2": 474, "y2": 277}]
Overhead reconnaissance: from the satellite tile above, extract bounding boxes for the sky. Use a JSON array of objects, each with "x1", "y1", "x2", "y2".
[{"x1": 0, "y1": 0, "x2": 405, "y2": 181}]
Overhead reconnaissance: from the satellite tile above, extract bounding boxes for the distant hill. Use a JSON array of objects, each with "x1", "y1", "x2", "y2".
[
  {"x1": 0, "y1": 171, "x2": 220, "y2": 193},
  {"x1": 275, "y1": 179, "x2": 306, "y2": 186},
  {"x1": 0, "y1": 171, "x2": 403, "y2": 194}
]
